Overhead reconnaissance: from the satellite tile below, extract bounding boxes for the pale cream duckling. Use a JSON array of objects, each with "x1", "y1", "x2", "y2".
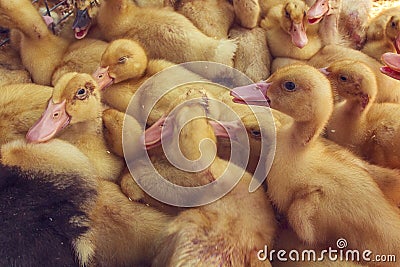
[
  {"x1": 0, "y1": 83, "x2": 52, "y2": 145},
  {"x1": 231, "y1": 64, "x2": 400, "y2": 263},
  {"x1": 324, "y1": 60, "x2": 400, "y2": 170},
  {"x1": 141, "y1": 89, "x2": 277, "y2": 266},
  {"x1": 0, "y1": 0, "x2": 108, "y2": 85},
  {"x1": 26, "y1": 72, "x2": 124, "y2": 181},
  {"x1": 232, "y1": 0, "x2": 261, "y2": 29},
  {"x1": 261, "y1": 0, "x2": 322, "y2": 66},
  {"x1": 362, "y1": 15, "x2": 400, "y2": 63},
  {"x1": 308, "y1": 44, "x2": 400, "y2": 103},
  {"x1": 81, "y1": 0, "x2": 237, "y2": 66},
  {"x1": 92, "y1": 39, "x2": 176, "y2": 113},
  {"x1": 168, "y1": 0, "x2": 235, "y2": 39}
]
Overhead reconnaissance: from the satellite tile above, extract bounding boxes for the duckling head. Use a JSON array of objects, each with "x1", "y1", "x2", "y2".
[
  {"x1": 381, "y1": 52, "x2": 400, "y2": 80},
  {"x1": 280, "y1": 0, "x2": 309, "y2": 48},
  {"x1": 231, "y1": 64, "x2": 333, "y2": 123},
  {"x1": 386, "y1": 15, "x2": 400, "y2": 53},
  {"x1": 26, "y1": 72, "x2": 102, "y2": 143},
  {"x1": 72, "y1": 0, "x2": 101, "y2": 39},
  {"x1": 307, "y1": 0, "x2": 329, "y2": 24},
  {"x1": 323, "y1": 60, "x2": 377, "y2": 109},
  {"x1": 93, "y1": 39, "x2": 148, "y2": 89}
]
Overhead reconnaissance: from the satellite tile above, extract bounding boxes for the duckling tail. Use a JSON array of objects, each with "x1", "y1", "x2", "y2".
[{"x1": 213, "y1": 39, "x2": 237, "y2": 67}]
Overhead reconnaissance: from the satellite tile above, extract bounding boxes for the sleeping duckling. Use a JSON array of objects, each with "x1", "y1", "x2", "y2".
[
  {"x1": 231, "y1": 64, "x2": 400, "y2": 263},
  {"x1": 0, "y1": 0, "x2": 108, "y2": 86},
  {"x1": 0, "y1": 83, "x2": 52, "y2": 145},
  {"x1": 169, "y1": 0, "x2": 235, "y2": 39},
  {"x1": 142, "y1": 89, "x2": 277, "y2": 266},
  {"x1": 26, "y1": 72, "x2": 124, "y2": 181},
  {"x1": 261, "y1": 0, "x2": 322, "y2": 61},
  {"x1": 0, "y1": 138, "x2": 98, "y2": 267},
  {"x1": 93, "y1": 39, "x2": 176, "y2": 113},
  {"x1": 309, "y1": 44, "x2": 400, "y2": 103},
  {"x1": 77, "y1": 0, "x2": 237, "y2": 66},
  {"x1": 324, "y1": 59, "x2": 400, "y2": 170},
  {"x1": 362, "y1": 15, "x2": 400, "y2": 63}
]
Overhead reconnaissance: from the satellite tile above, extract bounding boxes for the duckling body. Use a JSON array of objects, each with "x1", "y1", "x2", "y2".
[
  {"x1": 0, "y1": 138, "x2": 98, "y2": 267},
  {"x1": 231, "y1": 65, "x2": 400, "y2": 262},
  {"x1": 94, "y1": 0, "x2": 237, "y2": 65},
  {"x1": 26, "y1": 73, "x2": 124, "y2": 181},
  {"x1": 0, "y1": 46, "x2": 31, "y2": 86},
  {"x1": 325, "y1": 60, "x2": 400, "y2": 170}
]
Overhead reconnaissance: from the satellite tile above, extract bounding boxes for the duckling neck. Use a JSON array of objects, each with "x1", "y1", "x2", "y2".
[
  {"x1": 60, "y1": 117, "x2": 103, "y2": 146},
  {"x1": 12, "y1": 4, "x2": 52, "y2": 40},
  {"x1": 291, "y1": 119, "x2": 325, "y2": 146},
  {"x1": 179, "y1": 120, "x2": 217, "y2": 162}
]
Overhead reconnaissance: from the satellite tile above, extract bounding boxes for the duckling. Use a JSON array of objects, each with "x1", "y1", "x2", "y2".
[
  {"x1": 230, "y1": 64, "x2": 400, "y2": 262},
  {"x1": 307, "y1": 0, "x2": 372, "y2": 49},
  {"x1": 362, "y1": 15, "x2": 400, "y2": 63},
  {"x1": 324, "y1": 59, "x2": 400, "y2": 170},
  {"x1": 0, "y1": 83, "x2": 52, "y2": 145},
  {"x1": 308, "y1": 44, "x2": 400, "y2": 103},
  {"x1": 214, "y1": 110, "x2": 400, "y2": 208},
  {"x1": 93, "y1": 39, "x2": 176, "y2": 113},
  {"x1": 0, "y1": 0, "x2": 108, "y2": 85},
  {"x1": 229, "y1": 26, "x2": 271, "y2": 81},
  {"x1": 141, "y1": 89, "x2": 277, "y2": 266},
  {"x1": 0, "y1": 138, "x2": 98, "y2": 267},
  {"x1": 0, "y1": 45, "x2": 31, "y2": 86},
  {"x1": 170, "y1": 0, "x2": 235, "y2": 39},
  {"x1": 261, "y1": 0, "x2": 322, "y2": 60},
  {"x1": 364, "y1": 6, "x2": 400, "y2": 42},
  {"x1": 233, "y1": 0, "x2": 261, "y2": 29},
  {"x1": 81, "y1": 0, "x2": 237, "y2": 66},
  {"x1": 26, "y1": 72, "x2": 124, "y2": 181}
]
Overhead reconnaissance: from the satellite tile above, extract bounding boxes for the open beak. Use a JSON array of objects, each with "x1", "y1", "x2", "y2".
[
  {"x1": 230, "y1": 82, "x2": 271, "y2": 106},
  {"x1": 381, "y1": 53, "x2": 400, "y2": 80},
  {"x1": 26, "y1": 99, "x2": 70, "y2": 143},
  {"x1": 92, "y1": 66, "x2": 114, "y2": 90},
  {"x1": 72, "y1": 8, "x2": 91, "y2": 40},
  {"x1": 290, "y1": 22, "x2": 308, "y2": 48},
  {"x1": 395, "y1": 33, "x2": 400, "y2": 54},
  {"x1": 307, "y1": 0, "x2": 329, "y2": 24}
]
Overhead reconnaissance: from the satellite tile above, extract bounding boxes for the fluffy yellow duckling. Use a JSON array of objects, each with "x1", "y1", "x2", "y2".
[
  {"x1": 261, "y1": 0, "x2": 322, "y2": 61},
  {"x1": 362, "y1": 15, "x2": 400, "y2": 63},
  {"x1": 231, "y1": 64, "x2": 400, "y2": 263},
  {"x1": 26, "y1": 72, "x2": 124, "y2": 181},
  {"x1": 0, "y1": 45, "x2": 31, "y2": 86},
  {"x1": 324, "y1": 59, "x2": 400, "y2": 170}
]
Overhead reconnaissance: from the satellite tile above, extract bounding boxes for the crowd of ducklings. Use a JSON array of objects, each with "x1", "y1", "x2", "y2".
[{"x1": 2, "y1": 0, "x2": 400, "y2": 266}]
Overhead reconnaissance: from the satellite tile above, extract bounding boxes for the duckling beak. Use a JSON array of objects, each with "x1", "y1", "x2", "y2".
[
  {"x1": 395, "y1": 33, "x2": 400, "y2": 54},
  {"x1": 230, "y1": 82, "x2": 271, "y2": 106},
  {"x1": 381, "y1": 53, "x2": 400, "y2": 80},
  {"x1": 142, "y1": 115, "x2": 174, "y2": 150},
  {"x1": 319, "y1": 67, "x2": 330, "y2": 76},
  {"x1": 209, "y1": 120, "x2": 240, "y2": 142},
  {"x1": 26, "y1": 100, "x2": 70, "y2": 143},
  {"x1": 290, "y1": 22, "x2": 308, "y2": 48},
  {"x1": 92, "y1": 66, "x2": 114, "y2": 90},
  {"x1": 307, "y1": 0, "x2": 329, "y2": 24},
  {"x1": 72, "y1": 8, "x2": 91, "y2": 40},
  {"x1": 41, "y1": 15, "x2": 54, "y2": 27}
]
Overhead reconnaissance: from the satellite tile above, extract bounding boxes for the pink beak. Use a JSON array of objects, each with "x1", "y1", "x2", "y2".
[
  {"x1": 395, "y1": 33, "x2": 400, "y2": 54},
  {"x1": 26, "y1": 99, "x2": 70, "y2": 143},
  {"x1": 230, "y1": 82, "x2": 271, "y2": 106},
  {"x1": 142, "y1": 115, "x2": 175, "y2": 150},
  {"x1": 290, "y1": 22, "x2": 308, "y2": 48},
  {"x1": 92, "y1": 66, "x2": 114, "y2": 91},
  {"x1": 209, "y1": 120, "x2": 240, "y2": 141},
  {"x1": 307, "y1": 0, "x2": 329, "y2": 24}
]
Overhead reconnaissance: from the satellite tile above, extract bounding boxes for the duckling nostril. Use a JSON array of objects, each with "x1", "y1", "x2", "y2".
[{"x1": 53, "y1": 112, "x2": 60, "y2": 119}]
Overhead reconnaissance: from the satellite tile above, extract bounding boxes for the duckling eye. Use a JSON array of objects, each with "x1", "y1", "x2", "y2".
[
  {"x1": 76, "y1": 88, "x2": 87, "y2": 99},
  {"x1": 339, "y1": 75, "x2": 348, "y2": 82},
  {"x1": 118, "y1": 56, "x2": 128, "y2": 64},
  {"x1": 250, "y1": 129, "x2": 261, "y2": 138},
  {"x1": 392, "y1": 21, "x2": 397, "y2": 28},
  {"x1": 283, "y1": 81, "x2": 296, "y2": 92},
  {"x1": 285, "y1": 11, "x2": 290, "y2": 18}
]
